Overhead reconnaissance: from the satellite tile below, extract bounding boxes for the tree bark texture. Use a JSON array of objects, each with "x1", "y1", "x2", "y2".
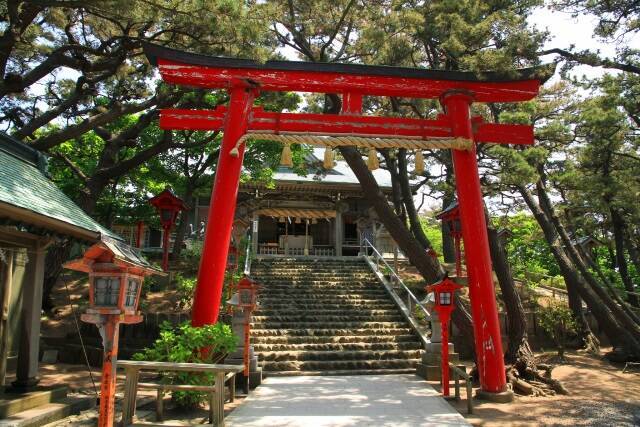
[
  {"x1": 519, "y1": 185, "x2": 640, "y2": 357},
  {"x1": 397, "y1": 148, "x2": 430, "y2": 250},
  {"x1": 610, "y1": 207, "x2": 639, "y2": 307}
]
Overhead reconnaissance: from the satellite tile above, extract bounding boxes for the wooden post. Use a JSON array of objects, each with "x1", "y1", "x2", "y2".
[
  {"x1": 121, "y1": 366, "x2": 140, "y2": 426},
  {"x1": 251, "y1": 215, "x2": 259, "y2": 256},
  {"x1": 14, "y1": 242, "x2": 47, "y2": 390},
  {"x1": 334, "y1": 208, "x2": 342, "y2": 257},
  {"x1": 97, "y1": 320, "x2": 119, "y2": 427},
  {"x1": 214, "y1": 372, "x2": 225, "y2": 426},
  {"x1": 304, "y1": 219, "x2": 309, "y2": 256},
  {"x1": 0, "y1": 250, "x2": 13, "y2": 390}
]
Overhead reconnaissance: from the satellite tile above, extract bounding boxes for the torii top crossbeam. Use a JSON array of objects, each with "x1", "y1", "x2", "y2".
[
  {"x1": 143, "y1": 42, "x2": 552, "y2": 400},
  {"x1": 144, "y1": 43, "x2": 552, "y2": 102}
]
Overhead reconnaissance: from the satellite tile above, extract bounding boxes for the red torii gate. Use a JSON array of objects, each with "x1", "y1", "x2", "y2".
[{"x1": 143, "y1": 43, "x2": 553, "y2": 399}]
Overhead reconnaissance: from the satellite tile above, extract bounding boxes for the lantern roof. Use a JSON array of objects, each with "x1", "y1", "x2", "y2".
[
  {"x1": 435, "y1": 201, "x2": 459, "y2": 220},
  {"x1": 149, "y1": 186, "x2": 189, "y2": 211},
  {"x1": 425, "y1": 275, "x2": 464, "y2": 294},
  {"x1": 64, "y1": 235, "x2": 162, "y2": 276}
]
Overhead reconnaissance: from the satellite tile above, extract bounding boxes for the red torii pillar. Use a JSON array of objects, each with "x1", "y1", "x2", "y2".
[
  {"x1": 191, "y1": 84, "x2": 257, "y2": 327},
  {"x1": 443, "y1": 92, "x2": 507, "y2": 395}
]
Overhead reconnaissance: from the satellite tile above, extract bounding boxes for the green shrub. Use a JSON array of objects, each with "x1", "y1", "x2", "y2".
[
  {"x1": 133, "y1": 321, "x2": 237, "y2": 408},
  {"x1": 181, "y1": 240, "x2": 203, "y2": 273},
  {"x1": 540, "y1": 275, "x2": 566, "y2": 289},
  {"x1": 174, "y1": 273, "x2": 197, "y2": 310},
  {"x1": 537, "y1": 302, "x2": 576, "y2": 360}
]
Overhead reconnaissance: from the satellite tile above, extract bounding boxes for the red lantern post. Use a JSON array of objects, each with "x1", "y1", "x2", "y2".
[
  {"x1": 425, "y1": 277, "x2": 464, "y2": 397},
  {"x1": 64, "y1": 238, "x2": 161, "y2": 427},
  {"x1": 149, "y1": 187, "x2": 188, "y2": 271},
  {"x1": 231, "y1": 276, "x2": 259, "y2": 394},
  {"x1": 135, "y1": 220, "x2": 145, "y2": 248}
]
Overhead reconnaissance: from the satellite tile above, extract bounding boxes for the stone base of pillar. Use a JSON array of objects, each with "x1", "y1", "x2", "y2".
[
  {"x1": 476, "y1": 388, "x2": 514, "y2": 403},
  {"x1": 10, "y1": 376, "x2": 40, "y2": 391},
  {"x1": 415, "y1": 342, "x2": 459, "y2": 381}
]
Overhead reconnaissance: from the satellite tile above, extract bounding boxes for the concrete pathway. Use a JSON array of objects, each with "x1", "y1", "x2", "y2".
[{"x1": 226, "y1": 374, "x2": 470, "y2": 427}]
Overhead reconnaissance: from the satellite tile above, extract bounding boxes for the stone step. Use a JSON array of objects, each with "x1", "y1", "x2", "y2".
[
  {"x1": 251, "y1": 334, "x2": 420, "y2": 345},
  {"x1": 258, "y1": 296, "x2": 391, "y2": 304},
  {"x1": 251, "y1": 327, "x2": 414, "y2": 337},
  {"x1": 253, "y1": 308, "x2": 401, "y2": 316},
  {"x1": 252, "y1": 341, "x2": 423, "y2": 352},
  {"x1": 255, "y1": 271, "x2": 372, "y2": 274},
  {"x1": 264, "y1": 368, "x2": 417, "y2": 377},
  {"x1": 251, "y1": 314, "x2": 405, "y2": 323},
  {"x1": 258, "y1": 349, "x2": 422, "y2": 362},
  {"x1": 253, "y1": 260, "x2": 368, "y2": 265},
  {"x1": 259, "y1": 281, "x2": 379, "y2": 287},
  {"x1": 261, "y1": 358, "x2": 419, "y2": 372},
  {"x1": 260, "y1": 286, "x2": 386, "y2": 293},
  {"x1": 0, "y1": 387, "x2": 68, "y2": 418},
  {"x1": 251, "y1": 321, "x2": 409, "y2": 330},
  {"x1": 0, "y1": 396, "x2": 95, "y2": 427},
  {"x1": 256, "y1": 302, "x2": 398, "y2": 311},
  {"x1": 259, "y1": 291, "x2": 388, "y2": 298},
  {"x1": 252, "y1": 267, "x2": 371, "y2": 272}
]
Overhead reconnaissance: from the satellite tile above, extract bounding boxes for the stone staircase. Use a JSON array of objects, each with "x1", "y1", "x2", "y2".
[{"x1": 250, "y1": 258, "x2": 423, "y2": 376}]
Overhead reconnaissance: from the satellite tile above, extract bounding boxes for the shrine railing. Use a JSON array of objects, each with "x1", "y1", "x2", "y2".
[{"x1": 361, "y1": 238, "x2": 431, "y2": 347}]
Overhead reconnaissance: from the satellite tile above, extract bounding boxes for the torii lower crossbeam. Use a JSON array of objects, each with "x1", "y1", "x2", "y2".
[{"x1": 160, "y1": 107, "x2": 534, "y2": 146}]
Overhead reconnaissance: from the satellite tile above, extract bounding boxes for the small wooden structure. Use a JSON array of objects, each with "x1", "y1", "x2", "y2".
[
  {"x1": 118, "y1": 360, "x2": 243, "y2": 427},
  {"x1": 0, "y1": 132, "x2": 122, "y2": 394}
]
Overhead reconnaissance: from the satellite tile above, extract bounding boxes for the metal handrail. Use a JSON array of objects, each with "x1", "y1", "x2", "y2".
[
  {"x1": 362, "y1": 238, "x2": 431, "y2": 321},
  {"x1": 243, "y1": 234, "x2": 252, "y2": 276}
]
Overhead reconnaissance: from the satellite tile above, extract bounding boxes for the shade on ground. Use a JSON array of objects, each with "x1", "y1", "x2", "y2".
[{"x1": 226, "y1": 374, "x2": 470, "y2": 427}]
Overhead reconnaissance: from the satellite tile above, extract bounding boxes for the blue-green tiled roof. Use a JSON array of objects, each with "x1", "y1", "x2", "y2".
[{"x1": 0, "y1": 132, "x2": 119, "y2": 240}]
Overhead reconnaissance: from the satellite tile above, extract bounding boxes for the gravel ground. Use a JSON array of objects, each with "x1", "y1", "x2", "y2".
[{"x1": 447, "y1": 351, "x2": 640, "y2": 426}]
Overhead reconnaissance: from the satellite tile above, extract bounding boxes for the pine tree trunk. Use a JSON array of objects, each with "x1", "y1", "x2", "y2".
[
  {"x1": 625, "y1": 235, "x2": 640, "y2": 279},
  {"x1": 397, "y1": 148, "x2": 430, "y2": 250},
  {"x1": 440, "y1": 154, "x2": 456, "y2": 263},
  {"x1": 487, "y1": 225, "x2": 532, "y2": 365},
  {"x1": 535, "y1": 181, "x2": 640, "y2": 337},
  {"x1": 519, "y1": 185, "x2": 640, "y2": 357},
  {"x1": 610, "y1": 207, "x2": 639, "y2": 307},
  {"x1": 172, "y1": 190, "x2": 194, "y2": 260}
]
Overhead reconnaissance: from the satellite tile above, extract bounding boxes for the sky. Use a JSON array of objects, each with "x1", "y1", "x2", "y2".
[{"x1": 529, "y1": 6, "x2": 638, "y2": 80}]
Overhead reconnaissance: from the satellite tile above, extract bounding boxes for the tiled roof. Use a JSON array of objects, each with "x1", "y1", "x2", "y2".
[{"x1": 0, "y1": 132, "x2": 119, "y2": 240}]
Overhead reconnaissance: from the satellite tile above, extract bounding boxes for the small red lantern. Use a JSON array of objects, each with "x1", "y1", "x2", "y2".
[
  {"x1": 425, "y1": 276, "x2": 464, "y2": 397},
  {"x1": 436, "y1": 202, "x2": 463, "y2": 277},
  {"x1": 149, "y1": 187, "x2": 188, "y2": 271},
  {"x1": 64, "y1": 237, "x2": 161, "y2": 427},
  {"x1": 227, "y1": 276, "x2": 260, "y2": 393},
  {"x1": 236, "y1": 276, "x2": 259, "y2": 311}
]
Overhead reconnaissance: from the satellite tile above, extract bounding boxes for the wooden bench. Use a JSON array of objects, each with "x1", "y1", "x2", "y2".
[{"x1": 118, "y1": 360, "x2": 244, "y2": 427}]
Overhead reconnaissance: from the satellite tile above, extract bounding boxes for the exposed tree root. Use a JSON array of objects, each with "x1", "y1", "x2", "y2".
[{"x1": 507, "y1": 363, "x2": 568, "y2": 397}]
